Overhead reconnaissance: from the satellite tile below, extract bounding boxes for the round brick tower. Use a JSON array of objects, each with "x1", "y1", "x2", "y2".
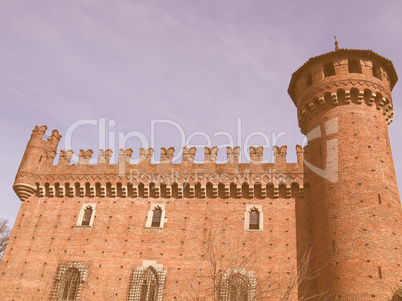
[{"x1": 288, "y1": 48, "x2": 402, "y2": 299}]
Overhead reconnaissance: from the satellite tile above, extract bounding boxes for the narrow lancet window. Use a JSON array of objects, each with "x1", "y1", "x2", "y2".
[
  {"x1": 81, "y1": 206, "x2": 93, "y2": 226},
  {"x1": 151, "y1": 206, "x2": 162, "y2": 228},
  {"x1": 249, "y1": 209, "x2": 260, "y2": 230}
]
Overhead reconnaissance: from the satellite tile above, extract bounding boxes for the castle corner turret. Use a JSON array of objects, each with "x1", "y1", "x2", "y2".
[{"x1": 289, "y1": 48, "x2": 402, "y2": 299}]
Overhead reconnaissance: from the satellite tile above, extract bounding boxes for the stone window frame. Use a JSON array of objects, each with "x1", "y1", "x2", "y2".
[
  {"x1": 76, "y1": 203, "x2": 96, "y2": 228},
  {"x1": 127, "y1": 260, "x2": 167, "y2": 301},
  {"x1": 218, "y1": 269, "x2": 256, "y2": 301},
  {"x1": 244, "y1": 205, "x2": 263, "y2": 232},
  {"x1": 51, "y1": 262, "x2": 89, "y2": 301},
  {"x1": 145, "y1": 203, "x2": 166, "y2": 229}
]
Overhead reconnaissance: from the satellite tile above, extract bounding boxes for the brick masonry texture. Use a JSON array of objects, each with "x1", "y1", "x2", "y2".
[{"x1": 0, "y1": 48, "x2": 401, "y2": 300}]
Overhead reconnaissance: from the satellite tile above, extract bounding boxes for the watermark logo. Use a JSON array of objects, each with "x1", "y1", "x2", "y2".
[
  {"x1": 64, "y1": 118, "x2": 287, "y2": 164},
  {"x1": 304, "y1": 117, "x2": 338, "y2": 183},
  {"x1": 63, "y1": 116, "x2": 339, "y2": 183}
]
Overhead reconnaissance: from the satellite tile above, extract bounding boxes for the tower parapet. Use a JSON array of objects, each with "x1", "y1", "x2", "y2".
[
  {"x1": 288, "y1": 49, "x2": 397, "y2": 134},
  {"x1": 14, "y1": 125, "x2": 61, "y2": 201},
  {"x1": 289, "y1": 48, "x2": 402, "y2": 299}
]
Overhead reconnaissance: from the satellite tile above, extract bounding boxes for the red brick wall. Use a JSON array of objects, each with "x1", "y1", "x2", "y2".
[{"x1": 0, "y1": 194, "x2": 299, "y2": 300}]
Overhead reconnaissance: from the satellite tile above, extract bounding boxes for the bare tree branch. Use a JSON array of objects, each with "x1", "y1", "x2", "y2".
[
  {"x1": 173, "y1": 217, "x2": 326, "y2": 301},
  {"x1": 0, "y1": 218, "x2": 11, "y2": 262}
]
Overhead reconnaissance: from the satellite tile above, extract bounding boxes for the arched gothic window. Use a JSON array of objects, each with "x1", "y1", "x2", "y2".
[
  {"x1": 52, "y1": 262, "x2": 88, "y2": 301},
  {"x1": 228, "y1": 274, "x2": 249, "y2": 301},
  {"x1": 219, "y1": 272, "x2": 254, "y2": 301},
  {"x1": 58, "y1": 268, "x2": 81, "y2": 301},
  {"x1": 139, "y1": 267, "x2": 158, "y2": 301},
  {"x1": 127, "y1": 262, "x2": 167, "y2": 301},
  {"x1": 81, "y1": 206, "x2": 93, "y2": 226}
]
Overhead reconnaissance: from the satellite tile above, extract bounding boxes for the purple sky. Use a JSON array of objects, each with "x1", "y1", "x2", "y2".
[{"x1": 1, "y1": 1, "x2": 402, "y2": 225}]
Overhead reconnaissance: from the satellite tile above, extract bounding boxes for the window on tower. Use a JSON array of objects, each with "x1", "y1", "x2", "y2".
[
  {"x1": 372, "y1": 63, "x2": 382, "y2": 80},
  {"x1": 324, "y1": 62, "x2": 335, "y2": 77},
  {"x1": 348, "y1": 59, "x2": 362, "y2": 73}
]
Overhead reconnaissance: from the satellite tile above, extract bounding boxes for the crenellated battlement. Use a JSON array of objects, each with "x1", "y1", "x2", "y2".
[
  {"x1": 16, "y1": 125, "x2": 62, "y2": 173},
  {"x1": 296, "y1": 84, "x2": 394, "y2": 134},
  {"x1": 30, "y1": 125, "x2": 62, "y2": 149},
  {"x1": 23, "y1": 127, "x2": 305, "y2": 167},
  {"x1": 31, "y1": 125, "x2": 62, "y2": 143},
  {"x1": 53, "y1": 144, "x2": 302, "y2": 167},
  {"x1": 288, "y1": 49, "x2": 397, "y2": 134},
  {"x1": 13, "y1": 126, "x2": 307, "y2": 201},
  {"x1": 57, "y1": 150, "x2": 74, "y2": 166}
]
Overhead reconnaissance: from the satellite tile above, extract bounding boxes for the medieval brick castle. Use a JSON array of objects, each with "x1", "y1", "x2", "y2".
[{"x1": 0, "y1": 47, "x2": 401, "y2": 300}]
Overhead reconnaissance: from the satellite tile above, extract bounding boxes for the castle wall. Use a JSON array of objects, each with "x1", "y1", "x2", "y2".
[
  {"x1": 0, "y1": 194, "x2": 299, "y2": 300},
  {"x1": 0, "y1": 125, "x2": 308, "y2": 300}
]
